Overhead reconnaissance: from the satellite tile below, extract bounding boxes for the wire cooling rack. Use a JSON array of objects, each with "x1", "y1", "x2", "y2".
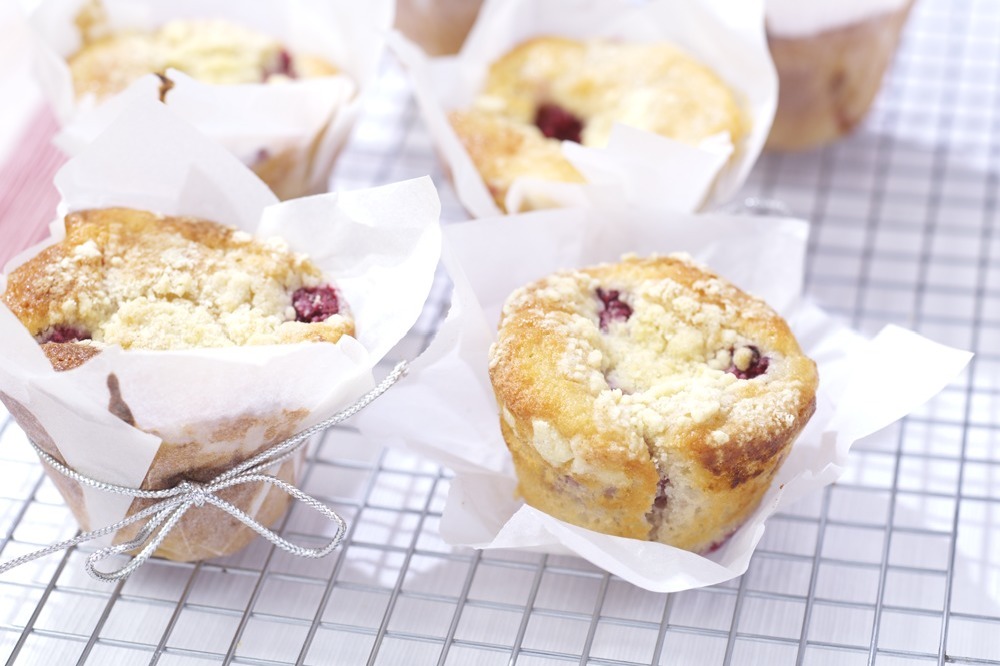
[{"x1": 2, "y1": 0, "x2": 1000, "y2": 663}]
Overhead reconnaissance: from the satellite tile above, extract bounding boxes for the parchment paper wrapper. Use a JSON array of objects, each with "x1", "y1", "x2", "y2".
[
  {"x1": 765, "y1": 0, "x2": 915, "y2": 151},
  {"x1": 355, "y1": 207, "x2": 971, "y2": 593},
  {"x1": 29, "y1": 0, "x2": 394, "y2": 199},
  {"x1": 0, "y1": 100, "x2": 442, "y2": 562},
  {"x1": 393, "y1": 0, "x2": 777, "y2": 217}
]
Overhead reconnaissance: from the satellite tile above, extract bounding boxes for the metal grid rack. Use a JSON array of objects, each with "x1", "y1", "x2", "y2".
[{"x1": 2, "y1": 0, "x2": 1000, "y2": 663}]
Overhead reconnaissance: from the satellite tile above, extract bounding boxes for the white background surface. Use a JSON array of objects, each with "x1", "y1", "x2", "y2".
[{"x1": 0, "y1": 0, "x2": 42, "y2": 161}]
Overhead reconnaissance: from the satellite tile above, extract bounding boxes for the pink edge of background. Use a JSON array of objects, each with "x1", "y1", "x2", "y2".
[
  {"x1": 0, "y1": 108, "x2": 65, "y2": 268},
  {"x1": 0, "y1": 1, "x2": 62, "y2": 268}
]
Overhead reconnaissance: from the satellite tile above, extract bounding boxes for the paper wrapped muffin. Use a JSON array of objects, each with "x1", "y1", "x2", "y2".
[
  {"x1": 489, "y1": 255, "x2": 818, "y2": 553},
  {"x1": 765, "y1": 0, "x2": 914, "y2": 150},
  {"x1": 354, "y1": 205, "x2": 970, "y2": 593},
  {"x1": 450, "y1": 37, "x2": 748, "y2": 212},
  {"x1": 30, "y1": 0, "x2": 394, "y2": 199},
  {"x1": 395, "y1": 0, "x2": 777, "y2": 217},
  {"x1": 0, "y1": 101, "x2": 442, "y2": 562}
]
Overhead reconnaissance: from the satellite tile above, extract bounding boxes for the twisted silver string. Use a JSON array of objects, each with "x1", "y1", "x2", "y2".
[
  {"x1": 0, "y1": 361, "x2": 408, "y2": 582},
  {"x1": 726, "y1": 196, "x2": 792, "y2": 218}
]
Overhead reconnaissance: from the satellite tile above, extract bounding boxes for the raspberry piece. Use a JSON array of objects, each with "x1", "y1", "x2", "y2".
[
  {"x1": 652, "y1": 476, "x2": 671, "y2": 509},
  {"x1": 704, "y1": 531, "x2": 735, "y2": 554},
  {"x1": 596, "y1": 288, "x2": 632, "y2": 331},
  {"x1": 42, "y1": 325, "x2": 91, "y2": 344},
  {"x1": 263, "y1": 49, "x2": 296, "y2": 80},
  {"x1": 535, "y1": 103, "x2": 584, "y2": 143},
  {"x1": 727, "y1": 345, "x2": 770, "y2": 379},
  {"x1": 277, "y1": 49, "x2": 295, "y2": 77},
  {"x1": 292, "y1": 285, "x2": 341, "y2": 323}
]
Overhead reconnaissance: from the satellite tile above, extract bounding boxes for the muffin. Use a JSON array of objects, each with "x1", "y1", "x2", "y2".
[
  {"x1": 488, "y1": 254, "x2": 818, "y2": 553},
  {"x1": 63, "y1": 12, "x2": 343, "y2": 199},
  {"x1": 766, "y1": 0, "x2": 915, "y2": 150},
  {"x1": 0, "y1": 207, "x2": 355, "y2": 561},
  {"x1": 449, "y1": 37, "x2": 747, "y2": 212}
]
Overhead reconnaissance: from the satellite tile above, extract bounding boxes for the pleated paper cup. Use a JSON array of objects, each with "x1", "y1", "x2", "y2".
[
  {"x1": 765, "y1": 0, "x2": 915, "y2": 150},
  {"x1": 0, "y1": 102, "x2": 442, "y2": 562}
]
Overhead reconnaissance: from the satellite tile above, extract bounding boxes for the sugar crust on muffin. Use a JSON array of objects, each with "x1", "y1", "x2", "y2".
[
  {"x1": 1, "y1": 207, "x2": 353, "y2": 367},
  {"x1": 450, "y1": 37, "x2": 747, "y2": 211},
  {"x1": 488, "y1": 254, "x2": 818, "y2": 553}
]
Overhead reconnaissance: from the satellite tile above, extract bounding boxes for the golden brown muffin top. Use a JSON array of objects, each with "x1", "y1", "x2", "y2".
[
  {"x1": 2, "y1": 207, "x2": 353, "y2": 355},
  {"x1": 68, "y1": 17, "x2": 340, "y2": 100},
  {"x1": 477, "y1": 37, "x2": 746, "y2": 148},
  {"x1": 489, "y1": 254, "x2": 817, "y2": 487},
  {"x1": 449, "y1": 37, "x2": 746, "y2": 210}
]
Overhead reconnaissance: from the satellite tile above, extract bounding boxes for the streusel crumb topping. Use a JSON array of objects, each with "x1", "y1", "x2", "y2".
[
  {"x1": 68, "y1": 18, "x2": 339, "y2": 99},
  {"x1": 450, "y1": 37, "x2": 746, "y2": 211},
  {"x1": 494, "y1": 254, "x2": 812, "y2": 454},
  {"x1": 2, "y1": 208, "x2": 353, "y2": 352}
]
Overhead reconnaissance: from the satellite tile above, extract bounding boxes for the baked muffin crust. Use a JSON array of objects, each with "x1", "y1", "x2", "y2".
[
  {"x1": 451, "y1": 37, "x2": 746, "y2": 211},
  {"x1": 2, "y1": 208, "x2": 353, "y2": 368}
]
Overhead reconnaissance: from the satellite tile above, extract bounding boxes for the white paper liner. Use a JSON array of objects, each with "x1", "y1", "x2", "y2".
[
  {"x1": 393, "y1": 0, "x2": 777, "y2": 217},
  {"x1": 0, "y1": 98, "x2": 442, "y2": 552},
  {"x1": 29, "y1": 0, "x2": 394, "y2": 197},
  {"x1": 355, "y1": 207, "x2": 972, "y2": 593}
]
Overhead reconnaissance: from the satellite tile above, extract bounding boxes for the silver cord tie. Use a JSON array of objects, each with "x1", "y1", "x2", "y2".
[
  {"x1": 729, "y1": 196, "x2": 792, "y2": 217},
  {"x1": 0, "y1": 361, "x2": 408, "y2": 582}
]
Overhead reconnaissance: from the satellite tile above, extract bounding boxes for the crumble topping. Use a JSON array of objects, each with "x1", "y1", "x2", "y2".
[
  {"x1": 494, "y1": 254, "x2": 812, "y2": 456},
  {"x1": 68, "y1": 18, "x2": 339, "y2": 99},
  {"x1": 2, "y1": 208, "x2": 352, "y2": 353},
  {"x1": 450, "y1": 38, "x2": 746, "y2": 211}
]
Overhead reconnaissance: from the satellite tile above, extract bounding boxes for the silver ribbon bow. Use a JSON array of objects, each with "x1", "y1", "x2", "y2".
[{"x1": 0, "y1": 361, "x2": 408, "y2": 582}]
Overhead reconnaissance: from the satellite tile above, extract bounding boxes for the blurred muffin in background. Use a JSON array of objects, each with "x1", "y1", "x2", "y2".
[
  {"x1": 69, "y1": 17, "x2": 339, "y2": 100},
  {"x1": 394, "y1": 0, "x2": 483, "y2": 55},
  {"x1": 766, "y1": 0, "x2": 915, "y2": 151},
  {"x1": 31, "y1": 0, "x2": 393, "y2": 201}
]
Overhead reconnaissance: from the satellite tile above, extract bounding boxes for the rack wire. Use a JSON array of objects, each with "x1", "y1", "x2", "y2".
[{"x1": 2, "y1": 0, "x2": 1000, "y2": 663}]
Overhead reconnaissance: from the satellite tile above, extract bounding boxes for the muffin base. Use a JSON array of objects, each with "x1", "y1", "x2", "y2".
[{"x1": 1, "y1": 389, "x2": 311, "y2": 562}]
